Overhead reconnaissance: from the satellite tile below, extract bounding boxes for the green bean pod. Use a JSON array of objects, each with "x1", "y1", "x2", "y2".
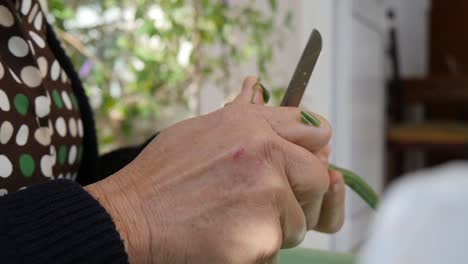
[{"x1": 329, "y1": 164, "x2": 379, "y2": 210}]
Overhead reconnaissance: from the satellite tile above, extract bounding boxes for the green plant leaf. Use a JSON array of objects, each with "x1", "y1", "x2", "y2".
[
  {"x1": 269, "y1": 0, "x2": 278, "y2": 11},
  {"x1": 284, "y1": 10, "x2": 293, "y2": 29}
]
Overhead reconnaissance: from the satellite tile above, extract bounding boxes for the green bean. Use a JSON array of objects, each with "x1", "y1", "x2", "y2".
[
  {"x1": 329, "y1": 164, "x2": 379, "y2": 210},
  {"x1": 250, "y1": 79, "x2": 270, "y2": 104},
  {"x1": 300, "y1": 111, "x2": 321, "y2": 127},
  {"x1": 260, "y1": 83, "x2": 270, "y2": 104}
]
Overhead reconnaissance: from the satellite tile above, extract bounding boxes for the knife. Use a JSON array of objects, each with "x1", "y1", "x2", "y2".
[{"x1": 280, "y1": 29, "x2": 322, "y2": 107}]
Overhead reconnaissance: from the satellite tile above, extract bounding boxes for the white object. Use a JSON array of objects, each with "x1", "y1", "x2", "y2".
[{"x1": 360, "y1": 161, "x2": 468, "y2": 264}]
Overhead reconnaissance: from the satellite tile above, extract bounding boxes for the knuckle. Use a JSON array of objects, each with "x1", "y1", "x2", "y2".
[
  {"x1": 306, "y1": 214, "x2": 321, "y2": 231},
  {"x1": 303, "y1": 201, "x2": 323, "y2": 230},
  {"x1": 328, "y1": 216, "x2": 345, "y2": 233},
  {"x1": 322, "y1": 119, "x2": 332, "y2": 143},
  {"x1": 258, "y1": 233, "x2": 282, "y2": 262},
  {"x1": 282, "y1": 216, "x2": 307, "y2": 249},
  {"x1": 245, "y1": 214, "x2": 281, "y2": 263},
  {"x1": 316, "y1": 165, "x2": 331, "y2": 194},
  {"x1": 257, "y1": 174, "x2": 289, "y2": 211},
  {"x1": 299, "y1": 164, "x2": 329, "y2": 198}
]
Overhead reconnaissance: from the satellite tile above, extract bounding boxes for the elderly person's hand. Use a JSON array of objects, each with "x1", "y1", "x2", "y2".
[{"x1": 85, "y1": 77, "x2": 345, "y2": 264}]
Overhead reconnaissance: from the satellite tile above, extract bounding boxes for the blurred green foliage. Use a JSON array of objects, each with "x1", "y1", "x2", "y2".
[{"x1": 48, "y1": 0, "x2": 290, "y2": 151}]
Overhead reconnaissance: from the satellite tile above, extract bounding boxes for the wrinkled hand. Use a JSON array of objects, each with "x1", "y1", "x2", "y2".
[{"x1": 85, "y1": 77, "x2": 345, "y2": 264}]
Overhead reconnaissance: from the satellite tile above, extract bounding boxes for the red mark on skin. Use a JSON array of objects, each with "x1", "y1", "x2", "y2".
[{"x1": 233, "y1": 147, "x2": 245, "y2": 161}]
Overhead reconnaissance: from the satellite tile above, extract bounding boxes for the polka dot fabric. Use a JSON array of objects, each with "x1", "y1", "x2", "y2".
[{"x1": 0, "y1": 0, "x2": 83, "y2": 194}]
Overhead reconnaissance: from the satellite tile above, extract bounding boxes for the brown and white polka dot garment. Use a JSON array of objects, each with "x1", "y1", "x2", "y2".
[{"x1": 0, "y1": 0, "x2": 83, "y2": 195}]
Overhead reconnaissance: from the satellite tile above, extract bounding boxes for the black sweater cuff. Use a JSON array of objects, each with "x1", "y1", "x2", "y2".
[{"x1": 0, "y1": 180, "x2": 128, "y2": 263}]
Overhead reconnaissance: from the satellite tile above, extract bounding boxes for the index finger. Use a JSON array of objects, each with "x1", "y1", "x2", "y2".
[{"x1": 231, "y1": 76, "x2": 268, "y2": 105}]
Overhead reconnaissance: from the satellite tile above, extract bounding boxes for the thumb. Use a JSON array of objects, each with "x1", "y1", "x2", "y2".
[{"x1": 231, "y1": 76, "x2": 268, "y2": 105}]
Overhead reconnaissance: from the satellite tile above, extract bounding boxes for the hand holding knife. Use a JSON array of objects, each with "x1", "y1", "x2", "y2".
[{"x1": 278, "y1": 29, "x2": 379, "y2": 209}]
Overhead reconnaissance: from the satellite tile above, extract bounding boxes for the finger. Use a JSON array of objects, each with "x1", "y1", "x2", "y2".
[
  {"x1": 274, "y1": 137, "x2": 330, "y2": 230},
  {"x1": 316, "y1": 144, "x2": 331, "y2": 166},
  {"x1": 279, "y1": 185, "x2": 307, "y2": 249},
  {"x1": 314, "y1": 169, "x2": 346, "y2": 233},
  {"x1": 264, "y1": 163, "x2": 307, "y2": 249},
  {"x1": 232, "y1": 76, "x2": 267, "y2": 105},
  {"x1": 302, "y1": 198, "x2": 324, "y2": 230},
  {"x1": 260, "y1": 107, "x2": 332, "y2": 153},
  {"x1": 264, "y1": 253, "x2": 279, "y2": 264}
]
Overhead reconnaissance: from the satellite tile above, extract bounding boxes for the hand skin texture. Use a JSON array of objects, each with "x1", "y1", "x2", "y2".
[{"x1": 85, "y1": 77, "x2": 345, "y2": 264}]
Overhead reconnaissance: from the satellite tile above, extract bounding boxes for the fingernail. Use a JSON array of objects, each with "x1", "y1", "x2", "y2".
[
  {"x1": 326, "y1": 178, "x2": 340, "y2": 194},
  {"x1": 301, "y1": 111, "x2": 321, "y2": 127},
  {"x1": 260, "y1": 84, "x2": 270, "y2": 104},
  {"x1": 333, "y1": 180, "x2": 340, "y2": 193}
]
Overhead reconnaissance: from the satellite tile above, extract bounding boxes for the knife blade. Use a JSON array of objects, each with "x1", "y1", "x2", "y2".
[{"x1": 280, "y1": 29, "x2": 322, "y2": 107}]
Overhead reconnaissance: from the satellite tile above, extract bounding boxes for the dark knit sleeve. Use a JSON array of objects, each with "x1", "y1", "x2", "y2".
[{"x1": 0, "y1": 180, "x2": 128, "y2": 264}]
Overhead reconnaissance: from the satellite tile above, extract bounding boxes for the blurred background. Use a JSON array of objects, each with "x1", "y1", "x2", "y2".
[
  {"x1": 49, "y1": 0, "x2": 294, "y2": 152},
  {"x1": 49, "y1": 0, "x2": 467, "y2": 255}
]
